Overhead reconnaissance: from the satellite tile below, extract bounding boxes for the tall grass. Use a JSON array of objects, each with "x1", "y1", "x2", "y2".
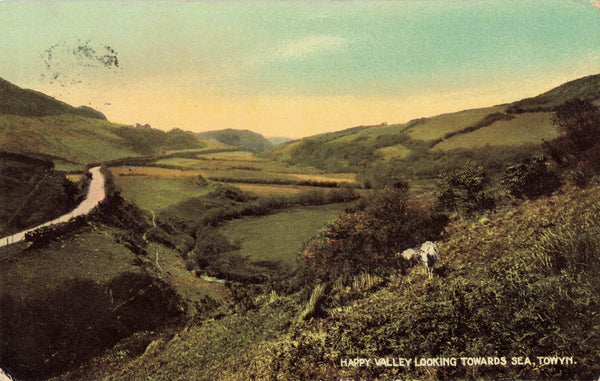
[{"x1": 533, "y1": 205, "x2": 600, "y2": 275}]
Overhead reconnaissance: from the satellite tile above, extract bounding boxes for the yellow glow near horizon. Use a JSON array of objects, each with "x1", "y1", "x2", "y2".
[{"x1": 33, "y1": 72, "x2": 586, "y2": 139}]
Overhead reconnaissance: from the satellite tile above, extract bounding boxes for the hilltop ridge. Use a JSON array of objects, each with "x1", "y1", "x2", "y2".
[{"x1": 0, "y1": 77, "x2": 106, "y2": 120}]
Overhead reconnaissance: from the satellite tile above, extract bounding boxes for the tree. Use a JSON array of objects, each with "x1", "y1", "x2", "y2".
[
  {"x1": 545, "y1": 99, "x2": 600, "y2": 170},
  {"x1": 435, "y1": 160, "x2": 494, "y2": 216},
  {"x1": 501, "y1": 155, "x2": 562, "y2": 199}
]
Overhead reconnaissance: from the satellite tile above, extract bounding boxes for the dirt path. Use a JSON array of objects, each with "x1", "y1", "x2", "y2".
[{"x1": 0, "y1": 166, "x2": 106, "y2": 248}]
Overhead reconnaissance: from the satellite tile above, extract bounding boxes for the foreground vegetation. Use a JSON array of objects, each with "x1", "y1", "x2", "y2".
[{"x1": 49, "y1": 178, "x2": 600, "y2": 380}]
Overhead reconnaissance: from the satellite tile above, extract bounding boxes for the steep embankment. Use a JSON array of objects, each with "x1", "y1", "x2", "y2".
[
  {"x1": 0, "y1": 152, "x2": 85, "y2": 236},
  {"x1": 0, "y1": 166, "x2": 105, "y2": 247}
]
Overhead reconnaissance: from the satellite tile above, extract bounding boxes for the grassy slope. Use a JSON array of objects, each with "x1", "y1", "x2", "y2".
[
  {"x1": 0, "y1": 77, "x2": 106, "y2": 120},
  {"x1": 433, "y1": 112, "x2": 559, "y2": 151},
  {"x1": 0, "y1": 77, "x2": 212, "y2": 165},
  {"x1": 507, "y1": 73, "x2": 600, "y2": 112},
  {"x1": 70, "y1": 183, "x2": 600, "y2": 380},
  {"x1": 219, "y1": 203, "x2": 348, "y2": 269},
  {"x1": 0, "y1": 114, "x2": 210, "y2": 164},
  {"x1": 268, "y1": 74, "x2": 600, "y2": 173},
  {"x1": 113, "y1": 173, "x2": 214, "y2": 212}
]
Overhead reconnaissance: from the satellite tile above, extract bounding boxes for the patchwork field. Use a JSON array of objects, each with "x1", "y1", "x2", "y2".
[
  {"x1": 406, "y1": 105, "x2": 506, "y2": 141},
  {"x1": 433, "y1": 112, "x2": 559, "y2": 151},
  {"x1": 375, "y1": 144, "x2": 411, "y2": 160},
  {"x1": 219, "y1": 203, "x2": 349, "y2": 269},
  {"x1": 113, "y1": 174, "x2": 212, "y2": 212}
]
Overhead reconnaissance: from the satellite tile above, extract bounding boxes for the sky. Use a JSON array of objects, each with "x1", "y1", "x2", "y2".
[{"x1": 1, "y1": 1, "x2": 600, "y2": 138}]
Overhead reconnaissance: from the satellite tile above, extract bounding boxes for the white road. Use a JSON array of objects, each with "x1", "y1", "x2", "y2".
[{"x1": 0, "y1": 166, "x2": 106, "y2": 248}]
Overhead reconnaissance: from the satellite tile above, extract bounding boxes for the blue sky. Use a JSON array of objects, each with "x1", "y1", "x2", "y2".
[{"x1": 1, "y1": 1, "x2": 600, "y2": 137}]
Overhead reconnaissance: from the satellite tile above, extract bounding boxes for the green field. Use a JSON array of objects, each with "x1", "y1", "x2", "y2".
[
  {"x1": 113, "y1": 175, "x2": 213, "y2": 212},
  {"x1": 433, "y1": 111, "x2": 559, "y2": 151},
  {"x1": 407, "y1": 106, "x2": 506, "y2": 141},
  {"x1": 219, "y1": 203, "x2": 348, "y2": 269}
]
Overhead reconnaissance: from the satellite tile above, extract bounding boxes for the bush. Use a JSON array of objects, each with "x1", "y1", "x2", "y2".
[
  {"x1": 192, "y1": 225, "x2": 239, "y2": 268},
  {"x1": 435, "y1": 160, "x2": 495, "y2": 216},
  {"x1": 300, "y1": 187, "x2": 447, "y2": 284},
  {"x1": 544, "y1": 99, "x2": 600, "y2": 177},
  {"x1": 501, "y1": 155, "x2": 562, "y2": 199}
]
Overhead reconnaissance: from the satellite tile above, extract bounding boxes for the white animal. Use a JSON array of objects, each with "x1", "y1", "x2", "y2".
[
  {"x1": 399, "y1": 248, "x2": 420, "y2": 265},
  {"x1": 419, "y1": 241, "x2": 439, "y2": 279}
]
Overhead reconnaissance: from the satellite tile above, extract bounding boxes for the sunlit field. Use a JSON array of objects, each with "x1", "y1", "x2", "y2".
[
  {"x1": 407, "y1": 106, "x2": 506, "y2": 141},
  {"x1": 111, "y1": 166, "x2": 201, "y2": 178},
  {"x1": 219, "y1": 203, "x2": 349, "y2": 269},
  {"x1": 113, "y1": 175, "x2": 212, "y2": 212},
  {"x1": 434, "y1": 112, "x2": 559, "y2": 151}
]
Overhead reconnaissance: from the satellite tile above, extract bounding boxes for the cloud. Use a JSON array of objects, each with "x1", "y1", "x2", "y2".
[{"x1": 263, "y1": 35, "x2": 349, "y2": 63}]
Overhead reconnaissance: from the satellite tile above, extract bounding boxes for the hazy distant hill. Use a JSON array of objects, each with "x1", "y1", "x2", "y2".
[
  {"x1": 0, "y1": 78, "x2": 212, "y2": 165},
  {"x1": 267, "y1": 74, "x2": 600, "y2": 173},
  {"x1": 0, "y1": 77, "x2": 106, "y2": 120},
  {"x1": 267, "y1": 137, "x2": 292, "y2": 146},
  {"x1": 197, "y1": 129, "x2": 274, "y2": 153}
]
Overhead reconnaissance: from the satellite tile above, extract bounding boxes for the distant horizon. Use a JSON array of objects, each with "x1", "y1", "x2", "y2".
[{"x1": 2, "y1": 1, "x2": 600, "y2": 139}]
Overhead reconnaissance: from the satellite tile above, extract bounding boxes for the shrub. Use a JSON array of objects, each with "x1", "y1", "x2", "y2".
[
  {"x1": 191, "y1": 225, "x2": 238, "y2": 268},
  {"x1": 435, "y1": 160, "x2": 495, "y2": 216},
  {"x1": 544, "y1": 99, "x2": 600, "y2": 177},
  {"x1": 300, "y1": 187, "x2": 447, "y2": 284},
  {"x1": 501, "y1": 155, "x2": 562, "y2": 199}
]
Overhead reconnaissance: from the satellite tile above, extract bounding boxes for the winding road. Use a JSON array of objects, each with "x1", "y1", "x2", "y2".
[{"x1": 0, "y1": 166, "x2": 106, "y2": 248}]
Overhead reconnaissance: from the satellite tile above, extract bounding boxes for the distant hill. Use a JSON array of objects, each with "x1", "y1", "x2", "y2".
[
  {"x1": 0, "y1": 78, "x2": 214, "y2": 165},
  {"x1": 0, "y1": 77, "x2": 106, "y2": 119},
  {"x1": 197, "y1": 129, "x2": 274, "y2": 153},
  {"x1": 267, "y1": 137, "x2": 293, "y2": 147}
]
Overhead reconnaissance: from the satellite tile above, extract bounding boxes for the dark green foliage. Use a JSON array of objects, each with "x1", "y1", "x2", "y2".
[
  {"x1": 435, "y1": 160, "x2": 495, "y2": 216},
  {"x1": 24, "y1": 216, "x2": 89, "y2": 248},
  {"x1": 357, "y1": 144, "x2": 542, "y2": 187},
  {"x1": 197, "y1": 128, "x2": 274, "y2": 153},
  {"x1": 300, "y1": 187, "x2": 447, "y2": 283},
  {"x1": 192, "y1": 225, "x2": 239, "y2": 268},
  {"x1": 164, "y1": 128, "x2": 205, "y2": 150},
  {"x1": 0, "y1": 152, "x2": 84, "y2": 235},
  {"x1": 0, "y1": 274, "x2": 184, "y2": 380},
  {"x1": 112, "y1": 126, "x2": 206, "y2": 155},
  {"x1": 284, "y1": 137, "x2": 378, "y2": 172},
  {"x1": 501, "y1": 155, "x2": 562, "y2": 199},
  {"x1": 543, "y1": 99, "x2": 600, "y2": 186}
]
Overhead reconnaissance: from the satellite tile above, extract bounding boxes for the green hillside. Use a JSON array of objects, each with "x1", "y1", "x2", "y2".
[
  {"x1": 0, "y1": 77, "x2": 106, "y2": 120},
  {"x1": 197, "y1": 128, "x2": 274, "y2": 153},
  {"x1": 268, "y1": 74, "x2": 600, "y2": 182},
  {"x1": 0, "y1": 78, "x2": 211, "y2": 166},
  {"x1": 507, "y1": 73, "x2": 600, "y2": 113}
]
